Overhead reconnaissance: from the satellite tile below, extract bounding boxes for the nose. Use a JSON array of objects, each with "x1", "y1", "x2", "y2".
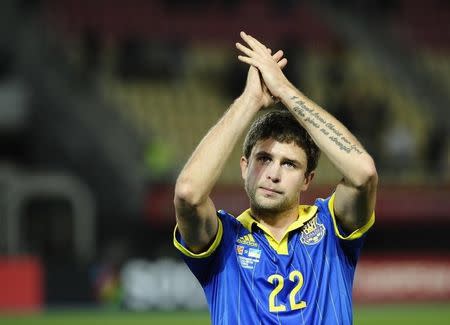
[{"x1": 266, "y1": 163, "x2": 281, "y2": 183}]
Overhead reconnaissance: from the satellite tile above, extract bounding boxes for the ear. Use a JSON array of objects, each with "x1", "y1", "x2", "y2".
[
  {"x1": 301, "y1": 171, "x2": 315, "y2": 192},
  {"x1": 240, "y1": 156, "x2": 248, "y2": 180}
]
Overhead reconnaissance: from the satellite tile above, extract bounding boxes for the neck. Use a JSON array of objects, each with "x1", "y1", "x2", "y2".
[{"x1": 250, "y1": 204, "x2": 299, "y2": 241}]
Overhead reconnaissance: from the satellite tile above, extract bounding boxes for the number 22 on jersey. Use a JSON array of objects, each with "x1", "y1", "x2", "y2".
[{"x1": 268, "y1": 270, "x2": 307, "y2": 312}]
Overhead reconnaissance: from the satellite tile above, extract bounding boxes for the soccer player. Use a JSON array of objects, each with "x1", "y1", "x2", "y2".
[{"x1": 173, "y1": 32, "x2": 377, "y2": 324}]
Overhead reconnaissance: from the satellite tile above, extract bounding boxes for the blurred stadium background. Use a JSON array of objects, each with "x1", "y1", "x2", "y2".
[{"x1": 0, "y1": 0, "x2": 449, "y2": 323}]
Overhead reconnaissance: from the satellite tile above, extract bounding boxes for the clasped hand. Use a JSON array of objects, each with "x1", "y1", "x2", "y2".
[{"x1": 236, "y1": 31, "x2": 290, "y2": 105}]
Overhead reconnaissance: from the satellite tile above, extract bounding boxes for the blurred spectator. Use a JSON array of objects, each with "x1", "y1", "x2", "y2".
[
  {"x1": 91, "y1": 238, "x2": 131, "y2": 307},
  {"x1": 337, "y1": 91, "x2": 388, "y2": 165},
  {"x1": 424, "y1": 123, "x2": 449, "y2": 179},
  {"x1": 0, "y1": 48, "x2": 30, "y2": 162},
  {"x1": 382, "y1": 121, "x2": 418, "y2": 175},
  {"x1": 324, "y1": 39, "x2": 352, "y2": 114}
]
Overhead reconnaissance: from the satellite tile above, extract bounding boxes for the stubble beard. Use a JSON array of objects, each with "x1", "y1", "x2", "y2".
[{"x1": 245, "y1": 181, "x2": 293, "y2": 216}]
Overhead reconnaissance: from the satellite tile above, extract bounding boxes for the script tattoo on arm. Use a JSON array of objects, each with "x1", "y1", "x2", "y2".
[{"x1": 290, "y1": 96, "x2": 363, "y2": 155}]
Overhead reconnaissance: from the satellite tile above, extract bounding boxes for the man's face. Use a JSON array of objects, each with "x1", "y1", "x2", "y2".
[{"x1": 240, "y1": 138, "x2": 314, "y2": 214}]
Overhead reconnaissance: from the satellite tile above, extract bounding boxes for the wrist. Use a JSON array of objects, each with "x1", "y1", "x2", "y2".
[
  {"x1": 237, "y1": 92, "x2": 262, "y2": 111},
  {"x1": 275, "y1": 81, "x2": 297, "y2": 100}
]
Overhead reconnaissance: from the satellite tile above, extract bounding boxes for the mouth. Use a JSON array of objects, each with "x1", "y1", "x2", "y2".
[{"x1": 259, "y1": 187, "x2": 283, "y2": 195}]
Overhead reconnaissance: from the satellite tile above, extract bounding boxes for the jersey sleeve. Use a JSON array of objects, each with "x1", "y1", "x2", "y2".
[
  {"x1": 173, "y1": 210, "x2": 237, "y2": 285},
  {"x1": 315, "y1": 194, "x2": 375, "y2": 264},
  {"x1": 327, "y1": 193, "x2": 375, "y2": 241}
]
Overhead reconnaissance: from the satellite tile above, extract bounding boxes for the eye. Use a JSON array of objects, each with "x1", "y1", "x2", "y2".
[
  {"x1": 257, "y1": 155, "x2": 271, "y2": 164},
  {"x1": 283, "y1": 161, "x2": 296, "y2": 168}
]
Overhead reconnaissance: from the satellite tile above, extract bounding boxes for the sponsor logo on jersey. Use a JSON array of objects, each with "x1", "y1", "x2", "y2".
[
  {"x1": 237, "y1": 233, "x2": 258, "y2": 247},
  {"x1": 300, "y1": 217, "x2": 325, "y2": 245}
]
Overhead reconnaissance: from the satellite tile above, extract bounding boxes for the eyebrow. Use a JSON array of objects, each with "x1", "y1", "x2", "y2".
[
  {"x1": 254, "y1": 150, "x2": 271, "y2": 157},
  {"x1": 255, "y1": 150, "x2": 302, "y2": 166}
]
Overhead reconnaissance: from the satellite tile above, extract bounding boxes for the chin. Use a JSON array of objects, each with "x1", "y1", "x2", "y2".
[
  {"x1": 246, "y1": 185, "x2": 292, "y2": 213},
  {"x1": 252, "y1": 196, "x2": 287, "y2": 213}
]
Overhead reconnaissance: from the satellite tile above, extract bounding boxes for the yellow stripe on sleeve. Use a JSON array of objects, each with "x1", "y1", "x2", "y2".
[
  {"x1": 173, "y1": 217, "x2": 223, "y2": 258},
  {"x1": 328, "y1": 193, "x2": 375, "y2": 240}
]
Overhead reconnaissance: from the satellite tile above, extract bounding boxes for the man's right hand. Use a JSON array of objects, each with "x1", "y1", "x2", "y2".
[
  {"x1": 237, "y1": 32, "x2": 292, "y2": 101},
  {"x1": 241, "y1": 49, "x2": 288, "y2": 109}
]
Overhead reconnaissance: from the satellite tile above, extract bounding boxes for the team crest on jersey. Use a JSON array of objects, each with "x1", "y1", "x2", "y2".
[{"x1": 300, "y1": 217, "x2": 325, "y2": 245}]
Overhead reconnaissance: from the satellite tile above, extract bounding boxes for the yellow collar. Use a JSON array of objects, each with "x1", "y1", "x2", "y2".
[{"x1": 236, "y1": 205, "x2": 318, "y2": 237}]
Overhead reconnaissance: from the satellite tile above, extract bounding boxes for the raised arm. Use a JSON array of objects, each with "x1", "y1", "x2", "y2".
[
  {"x1": 174, "y1": 52, "x2": 287, "y2": 253},
  {"x1": 236, "y1": 32, "x2": 378, "y2": 232}
]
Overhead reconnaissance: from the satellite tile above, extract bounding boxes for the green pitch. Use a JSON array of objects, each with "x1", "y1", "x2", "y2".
[{"x1": 1, "y1": 304, "x2": 449, "y2": 324}]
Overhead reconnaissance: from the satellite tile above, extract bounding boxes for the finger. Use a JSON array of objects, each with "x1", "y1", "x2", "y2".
[
  {"x1": 267, "y1": 48, "x2": 272, "y2": 54},
  {"x1": 242, "y1": 32, "x2": 267, "y2": 51},
  {"x1": 240, "y1": 31, "x2": 267, "y2": 53},
  {"x1": 272, "y1": 50, "x2": 284, "y2": 62},
  {"x1": 236, "y1": 42, "x2": 255, "y2": 58},
  {"x1": 277, "y1": 58, "x2": 288, "y2": 69},
  {"x1": 238, "y1": 55, "x2": 259, "y2": 68}
]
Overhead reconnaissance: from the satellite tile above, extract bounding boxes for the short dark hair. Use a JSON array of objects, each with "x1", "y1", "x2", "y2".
[{"x1": 243, "y1": 109, "x2": 321, "y2": 175}]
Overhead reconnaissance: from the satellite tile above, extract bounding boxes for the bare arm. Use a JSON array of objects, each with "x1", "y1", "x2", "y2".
[
  {"x1": 236, "y1": 32, "x2": 378, "y2": 232},
  {"x1": 174, "y1": 52, "x2": 287, "y2": 253},
  {"x1": 283, "y1": 89, "x2": 377, "y2": 232}
]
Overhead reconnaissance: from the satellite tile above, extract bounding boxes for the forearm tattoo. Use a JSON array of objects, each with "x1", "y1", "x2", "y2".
[{"x1": 290, "y1": 96, "x2": 363, "y2": 155}]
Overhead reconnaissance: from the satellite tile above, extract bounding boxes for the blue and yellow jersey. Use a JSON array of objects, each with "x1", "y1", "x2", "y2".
[{"x1": 174, "y1": 194, "x2": 374, "y2": 324}]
